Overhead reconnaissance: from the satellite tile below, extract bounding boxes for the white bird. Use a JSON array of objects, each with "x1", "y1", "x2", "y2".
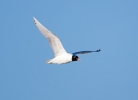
[{"x1": 33, "y1": 17, "x2": 101, "y2": 64}]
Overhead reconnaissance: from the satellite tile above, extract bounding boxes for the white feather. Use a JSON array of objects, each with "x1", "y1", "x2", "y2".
[{"x1": 33, "y1": 17, "x2": 67, "y2": 57}]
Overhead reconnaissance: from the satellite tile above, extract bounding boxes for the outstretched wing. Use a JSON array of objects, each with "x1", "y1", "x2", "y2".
[
  {"x1": 72, "y1": 49, "x2": 101, "y2": 55},
  {"x1": 33, "y1": 17, "x2": 67, "y2": 57}
]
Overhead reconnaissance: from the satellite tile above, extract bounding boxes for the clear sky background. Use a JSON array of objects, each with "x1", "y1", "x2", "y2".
[{"x1": 0, "y1": 0, "x2": 138, "y2": 100}]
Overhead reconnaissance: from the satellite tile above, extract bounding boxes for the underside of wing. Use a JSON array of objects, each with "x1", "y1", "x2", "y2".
[
  {"x1": 72, "y1": 49, "x2": 101, "y2": 55},
  {"x1": 33, "y1": 17, "x2": 67, "y2": 56},
  {"x1": 72, "y1": 51, "x2": 92, "y2": 55}
]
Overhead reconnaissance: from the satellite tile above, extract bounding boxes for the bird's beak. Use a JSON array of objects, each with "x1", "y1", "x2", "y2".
[{"x1": 77, "y1": 58, "x2": 80, "y2": 60}]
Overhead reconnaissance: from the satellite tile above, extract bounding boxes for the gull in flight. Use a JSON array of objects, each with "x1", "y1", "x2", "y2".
[{"x1": 33, "y1": 17, "x2": 101, "y2": 64}]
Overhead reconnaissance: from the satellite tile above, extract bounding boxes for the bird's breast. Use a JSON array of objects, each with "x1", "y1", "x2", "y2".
[{"x1": 54, "y1": 53, "x2": 72, "y2": 64}]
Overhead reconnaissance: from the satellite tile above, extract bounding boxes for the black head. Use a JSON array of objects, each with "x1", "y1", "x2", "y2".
[{"x1": 72, "y1": 55, "x2": 80, "y2": 61}]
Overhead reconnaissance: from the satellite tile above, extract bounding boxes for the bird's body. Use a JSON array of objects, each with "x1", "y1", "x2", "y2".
[
  {"x1": 47, "y1": 53, "x2": 72, "y2": 64},
  {"x1": 33, "y1": 17, "x2": 100, "y2": 64}
]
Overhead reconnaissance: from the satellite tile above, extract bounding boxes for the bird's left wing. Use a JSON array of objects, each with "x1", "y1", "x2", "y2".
[{"x1": 33, "y1": 17, "x2": 67, "y2": 57}]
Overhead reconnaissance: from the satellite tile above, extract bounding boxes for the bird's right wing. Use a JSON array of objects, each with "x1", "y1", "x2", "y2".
[
  {"x1": 33, "y1": 17, "x2": 67, "y2": 57},
  {"x1": 72, "y1": 49, "x2": 101, "y2": 55}
]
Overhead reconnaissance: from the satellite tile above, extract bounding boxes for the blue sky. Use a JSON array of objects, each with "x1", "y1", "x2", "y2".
[{"x1": 0, "y1": 0, "x2": 138, "y2": 100}]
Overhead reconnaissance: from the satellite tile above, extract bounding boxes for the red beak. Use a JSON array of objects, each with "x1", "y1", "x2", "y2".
[{"x1": 77, "y1": 58, "x2": 80, "y2": 60}]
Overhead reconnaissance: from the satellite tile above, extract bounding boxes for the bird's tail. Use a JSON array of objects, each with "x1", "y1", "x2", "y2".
[{"x1": 46, "y1": 59, "x2": 53, "y2": 64}]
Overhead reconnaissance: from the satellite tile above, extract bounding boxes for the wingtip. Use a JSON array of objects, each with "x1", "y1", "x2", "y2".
[
  {"x1": 97, "y1": 49, "x2": 101, "y2": 52},
  {"x1": 33, "y1": 17, "x2": 36, "y2": 24}
]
